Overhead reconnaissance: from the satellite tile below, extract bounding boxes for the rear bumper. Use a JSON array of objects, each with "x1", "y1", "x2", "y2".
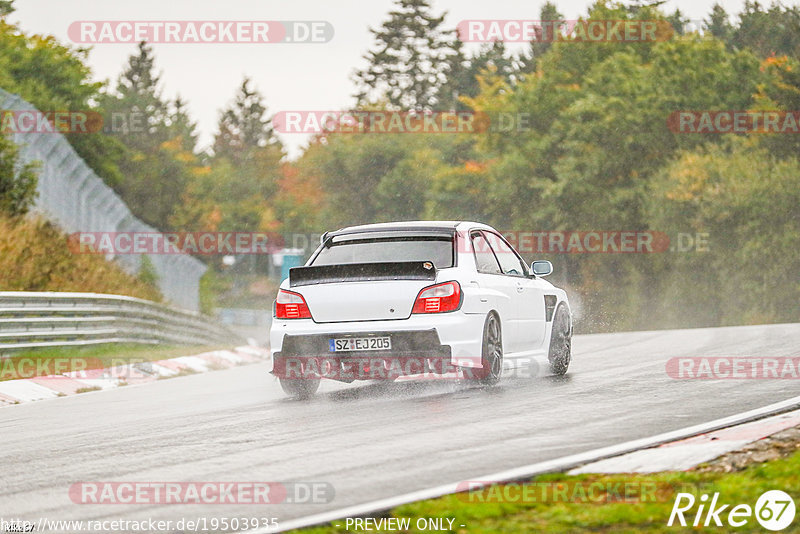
[
  {"x1": 273, "y1": 330, "x2": 453, "y2": 380},
  {"x1": 269, "y1": 311, "x2": 485, "y2": 368},
  {"x1": 276, "y1": 329, "x2": 449, "y2": 359}
]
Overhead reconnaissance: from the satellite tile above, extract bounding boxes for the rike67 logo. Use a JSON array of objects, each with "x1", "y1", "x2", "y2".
[{"x1": 668, "y1": 490, "x2": 795, "y2": 530}]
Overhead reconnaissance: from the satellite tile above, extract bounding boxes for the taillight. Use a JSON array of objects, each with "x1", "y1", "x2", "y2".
[
  {"x1": 275, "y1": 289, "x2": 312, "y2": 319},
  {"x1": 412, "y1": 281, "x2": 462, "y2": 314}
]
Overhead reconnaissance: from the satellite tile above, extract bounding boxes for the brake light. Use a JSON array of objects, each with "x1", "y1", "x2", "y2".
[
  {"x1": 412, "y1": 281, "x2": 462, "y2": 314},
  {"x1": 275, "y1": 289, "x2": 312, "y2": 319}
]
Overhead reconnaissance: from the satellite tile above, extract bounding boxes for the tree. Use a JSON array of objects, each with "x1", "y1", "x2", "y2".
[
  {"x1": 665, "y1": 8, "x2": 689, "y2": 35},
  {"x1": 213, "y1": 77, "x2": 280, "y2": 163},
  {"x1": 423, "y1": 5, "x2": 765, "y2": 332},
  {"x1": 0, "y1": 17, "x2": 126, "y2": 188},
  {"x1": 437, "y1": 36, "x2": 469, "y2": 110},
  {"x1": 166, "y1": 95, "x2": 198, "y2": 153},
  {"x1": 705, "y1": 3, "x2": 732, "y2": 42},
  {"x1": 0, "y1": 0, "x2": 14, "y2": 17},
  {"x1": 717, "y1": 1, "x2": 800, "y2": 58},
  {"x1": 103, "y1": 41, "x2": 169, "y2": 152},
  {"x1": 100, "y1": 41, "x2": 201, "y2": 230},
  {"x1": 0, "y1": 135, "x2": 37, "y2": 216},
  {"x1": 439, "y1": 40, "x2": 520, "y2": 110},
  {"x1": 174, "y1": 78, "x2": 284, "y2": 236},
  {"x1": 519, "y1": 1, "x2": 565, "y2": 73},
  {"x1": 274, "y1": 0, "x2": 800, "y2": 333},
  {"x1": 751, "y1": 55, "x2": 800, "y2": 159},
  {"x1": 353, "y1": 0, "x2": 457, "y2": 109},
  {"x1": 647, "y1": 139, "x2": 800, "y2": 327},
  {"x1": 211, "y1": 76, "x2": 284, "y2": 216}
]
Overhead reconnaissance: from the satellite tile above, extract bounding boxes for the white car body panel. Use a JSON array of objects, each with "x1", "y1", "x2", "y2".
[
  {"x1": 298, "y1": 280, "x2": 429, "y2": 323},
  {"x1": 269, "y1": 221, "x2": 571, "y2": 374}
]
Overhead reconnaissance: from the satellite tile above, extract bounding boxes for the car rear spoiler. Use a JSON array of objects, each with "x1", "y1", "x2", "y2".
[{"x1": 289, "y1": 261, "x2": 436, "y2": 287}]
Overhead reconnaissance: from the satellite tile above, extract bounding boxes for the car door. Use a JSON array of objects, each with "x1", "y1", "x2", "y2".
[
  {"x1": 484, "y1": 232, "x2": 547, "y2": 352},
  {"x1": 469, "y1": 231, "x2": 520, "y2": 353}
]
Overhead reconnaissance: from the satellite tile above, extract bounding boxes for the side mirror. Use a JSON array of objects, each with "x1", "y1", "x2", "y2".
[{"x1": 531, "y1": 260, "x2": 553, "y2": 277}]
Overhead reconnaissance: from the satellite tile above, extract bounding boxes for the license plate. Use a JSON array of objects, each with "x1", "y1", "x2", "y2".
[{"x1": 329, "y1": 336, "x2": 392, "y2": 352}]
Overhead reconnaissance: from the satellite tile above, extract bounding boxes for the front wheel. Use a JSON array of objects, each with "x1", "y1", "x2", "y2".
[{"x1": 548, "y1": 304, "x2": 572, "y2": 376}]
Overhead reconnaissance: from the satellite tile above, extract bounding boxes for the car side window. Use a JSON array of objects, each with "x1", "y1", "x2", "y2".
[
  {"x1": 485, "y1": 232, "x2": 528, "y2": 277},
  {"x1": 470, "y1": 232, "x2": 502, "y2": 274}
]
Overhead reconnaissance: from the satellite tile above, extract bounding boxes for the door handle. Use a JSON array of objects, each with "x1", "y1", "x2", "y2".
[{"x1": 516, "y1": 282, "x2": 524, "y2": 293}]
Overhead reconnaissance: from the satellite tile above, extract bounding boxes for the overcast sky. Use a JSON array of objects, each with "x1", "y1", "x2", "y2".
[{"x1": 11, "y1": 0, "x2": 755, "y2": 158}]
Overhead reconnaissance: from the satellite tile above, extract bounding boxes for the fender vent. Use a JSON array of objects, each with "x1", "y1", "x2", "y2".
[{"x1": 544, "y1": 295, "x2": 558, "y2": 322}]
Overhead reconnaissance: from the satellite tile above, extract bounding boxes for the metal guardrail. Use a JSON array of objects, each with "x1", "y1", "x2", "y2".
[
  {"x1": 0, "y1": 292, "x2": 243, "y2": 354},
  {"x1": 217, "y1": 308, "x2": 272, "y2": 328}
]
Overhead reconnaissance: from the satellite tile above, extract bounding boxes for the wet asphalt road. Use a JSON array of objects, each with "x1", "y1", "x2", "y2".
[{"x1": 1, "y1": 323, "x2": 799, "y2": 532}]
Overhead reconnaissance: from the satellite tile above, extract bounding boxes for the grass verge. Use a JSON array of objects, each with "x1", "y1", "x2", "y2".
[{"x1": 295, "y1": 447, "x2": 800, "y2": 533}]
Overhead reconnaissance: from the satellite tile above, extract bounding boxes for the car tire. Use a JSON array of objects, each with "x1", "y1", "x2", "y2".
[
  {"x1": 280, "y1": 376, "x2": 320, "y2": 399},
  {"x1": 474, "y1": 313, "x2": 503, "y2": 385},
  {"x1": 548, "y1": 304, "x2": 572, "y2": 376}
]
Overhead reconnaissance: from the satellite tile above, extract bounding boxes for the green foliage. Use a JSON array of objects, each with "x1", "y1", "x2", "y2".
[
  {"x1": 198, "y1": 268, "x2": 228, "y2": 315},
  {"x1": 103, "y1": 41, "x2": 168, "y2": 153},
  {"x1": 0, "y1": 20, "x2": 126, "y2": 188},
  {"x1": 173, "y1": 78, "x2": 284, "y2": 239},
  {"x1": 137, "y1": 254, "x2": 159, "y2": 286},
  {"x1": 726, "y1": 0, "x2": 800, "y2": 58},
  {"x1": 300, "y1": 450, "x2": 800, "y2": 533},
  {"x1": 648, "y1": 139, "x2": 800, "y2": 326},
  {"x1": 293, "y1": 0, "x2": 799, "y2": 332},
  {"x1": 0, "y1": 0, "x2": 14, "y2": 16},
  {"x1": 665, "y1": 8, "x2": 689, "y2": 36},
  {"x1": 307, "y1": 133, "x2": 414, "y2": 227},
  {"x1": 705, "y1": 3, "x2": 733, "y2": 42},
  {"x1": 751, "y1": 55, "x2": 800, "y2": 159},
  {"x1": 213, "y1": 77, "x2": 280, "y2": 162},
  {"x1": 101, "y1": 41, "x2": 202, "y2": 230},
  {"x1": 353, "y1": 0, "x2": 457, "y2": 109},
  {"x1": 298, "y1": 126, "x2": 480, "y2": 228},
  {"x1": 0, "y1": 214, "x2": 162, "y2": 300},
  {"x1": 0, "y1": 134, "x2": 37, "y2": 216},
  {"x1": 442, "y1": 41, "x2": 523, "y2": 110},
  {"x1": 4, "y1": 0, "x2": 799, "y2": 331}
]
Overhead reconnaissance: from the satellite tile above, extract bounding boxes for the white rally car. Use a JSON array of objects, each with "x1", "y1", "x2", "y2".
[{"x1": 270, "y1": 221, "x2": 572, "y2": 398}]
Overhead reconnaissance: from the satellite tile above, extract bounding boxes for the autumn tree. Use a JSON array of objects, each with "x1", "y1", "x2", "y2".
[
  {"x1": 353, "y1": 0, "x2": 457, "y2": 109},
  {"x1": 174, "y1": 78, "x2": 283, "y2": 234},
  {"x1": 100, "y1": 42, "x2": 203, "y2": 230}
]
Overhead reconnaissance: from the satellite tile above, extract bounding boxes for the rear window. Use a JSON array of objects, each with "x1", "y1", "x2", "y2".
[{"x1": 311, "y1": 235, "x2": 454, "y2": 268}]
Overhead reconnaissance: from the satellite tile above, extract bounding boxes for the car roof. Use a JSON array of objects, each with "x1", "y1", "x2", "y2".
[{"x1": 332, "y1": 221, "x2": 492, "y2": 236}]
